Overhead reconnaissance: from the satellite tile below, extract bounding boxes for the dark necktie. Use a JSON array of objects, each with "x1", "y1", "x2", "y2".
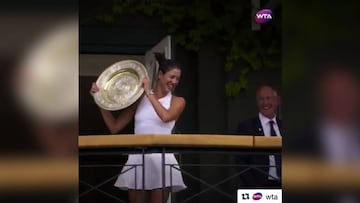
[{"x1": 269, "y1": 120, "x2": 277, "y2": 136}]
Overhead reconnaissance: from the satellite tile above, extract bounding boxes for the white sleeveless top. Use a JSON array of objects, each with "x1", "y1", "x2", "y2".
[
  {"x1": 115, "y1": 92, "x2": 187, "y2": 192},
  {"x1": 134, "y1": 93, "x2": 175, "y2": 134}
]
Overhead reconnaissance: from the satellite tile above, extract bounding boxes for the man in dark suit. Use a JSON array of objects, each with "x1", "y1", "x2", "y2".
[{"x1": 236, "y1": 85, "x2": 281, "y2": 188}]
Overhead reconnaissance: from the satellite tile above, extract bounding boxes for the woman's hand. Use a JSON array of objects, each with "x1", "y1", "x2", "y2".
[
  {"x1": 90, "y1": 82, "x2": 99, "y2": 95},
  {"x1": 142, "y1": 77, "x2": 152, "y2": 92}
]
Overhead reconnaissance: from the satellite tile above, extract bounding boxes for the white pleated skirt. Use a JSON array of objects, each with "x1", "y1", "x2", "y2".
[{"x1": 114, "y1": 153, "x2": 187, "y2": 192}]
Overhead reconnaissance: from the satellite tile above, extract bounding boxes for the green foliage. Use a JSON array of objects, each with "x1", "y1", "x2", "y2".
[
  {"x1": 95, "y1": 14, "x2": 114, "y2": 23},
  {"x1": 225, "y1": 67, "x2": 250, "y2": 97},
  {"x1": 94, "y1": 0, "x2": 281, "y2": 97}
]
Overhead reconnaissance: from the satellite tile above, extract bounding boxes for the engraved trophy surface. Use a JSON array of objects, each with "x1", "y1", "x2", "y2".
[{"x1": 93, "y1": 60, "x2": 148, "y2": 111}]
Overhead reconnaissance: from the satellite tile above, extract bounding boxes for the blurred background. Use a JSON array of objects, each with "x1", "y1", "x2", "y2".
[
  {"x1": 283, "y1": 0, "x2": 360, "y2": 202},
  {"x1": 0, "y1": 0, "x2": 78, "y2": 202}
]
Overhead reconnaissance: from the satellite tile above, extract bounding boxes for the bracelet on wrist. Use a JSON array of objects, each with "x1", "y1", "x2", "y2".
[{"x1": 145, "y1": 89, "x2": 154, "y2": 96}]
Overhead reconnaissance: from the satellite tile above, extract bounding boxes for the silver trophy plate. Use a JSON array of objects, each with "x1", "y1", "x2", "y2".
[{"x1": 93, "y1": 60, "x2": 148, "y2": 111}]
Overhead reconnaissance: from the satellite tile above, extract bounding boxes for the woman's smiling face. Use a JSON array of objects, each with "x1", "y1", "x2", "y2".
[{"x1": 158, "y1": 67, "x2": 181, "y2": 93}]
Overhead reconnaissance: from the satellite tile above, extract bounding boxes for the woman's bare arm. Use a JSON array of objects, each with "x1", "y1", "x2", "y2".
[
  {"x1": 100, "y1": 101, "x2": 139, "y2": 134},
  {"x1": 90, "y1": 82, "x2": 139, "y2": 134},
  {"x1": 146, "y1": 95, "x2": 185, "y2": 123}
]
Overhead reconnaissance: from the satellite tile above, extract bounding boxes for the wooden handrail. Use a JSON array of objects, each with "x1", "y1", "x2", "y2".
[
  {"x1": 1, "y1": 137, "x2": 360, "y2": 191},
  {"x1": 283, "y1": 156, "x2": 360, "y2": 190},
  {"x1": 0, "y1": 157, "x2": 78, "y2": 192},
  {"x1": 78, "y1": 134, "x2": 282, "y2": 149},
  {"x1": 2, "y1": 156, "x2": 359, "y2": 191}
]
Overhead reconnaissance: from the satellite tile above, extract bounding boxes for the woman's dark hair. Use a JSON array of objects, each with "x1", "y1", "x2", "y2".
[{"x1": 154, "y1": 52, "x2": 181, "y2": 73}]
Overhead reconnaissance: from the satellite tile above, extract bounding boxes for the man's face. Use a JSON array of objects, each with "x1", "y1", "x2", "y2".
[{"x1": 257, "y1": 86, "x2": 279, "y2": 119}]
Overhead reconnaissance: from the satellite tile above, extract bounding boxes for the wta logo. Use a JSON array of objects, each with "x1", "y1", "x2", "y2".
[
  {"x1": 252, "y1": 192, "x2": 262, "y2": 200},
  {"x1": 254, "y1": 9, "x2": 273, "y2": 24}
]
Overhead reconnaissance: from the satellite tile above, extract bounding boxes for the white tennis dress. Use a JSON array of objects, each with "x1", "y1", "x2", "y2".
[{"x1": 114, "y1": 93, "x2": 187, "y2": 192}]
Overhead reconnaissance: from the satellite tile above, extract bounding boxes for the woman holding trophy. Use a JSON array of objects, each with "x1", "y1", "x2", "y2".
[{"x1": 90, "y1": 54, "x2": 186, "y2": 203}]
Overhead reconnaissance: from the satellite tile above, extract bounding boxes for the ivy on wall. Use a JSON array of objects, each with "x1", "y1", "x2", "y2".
[{"x1": 93, "y1": 0, "x2": 281, "y2": 97}]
